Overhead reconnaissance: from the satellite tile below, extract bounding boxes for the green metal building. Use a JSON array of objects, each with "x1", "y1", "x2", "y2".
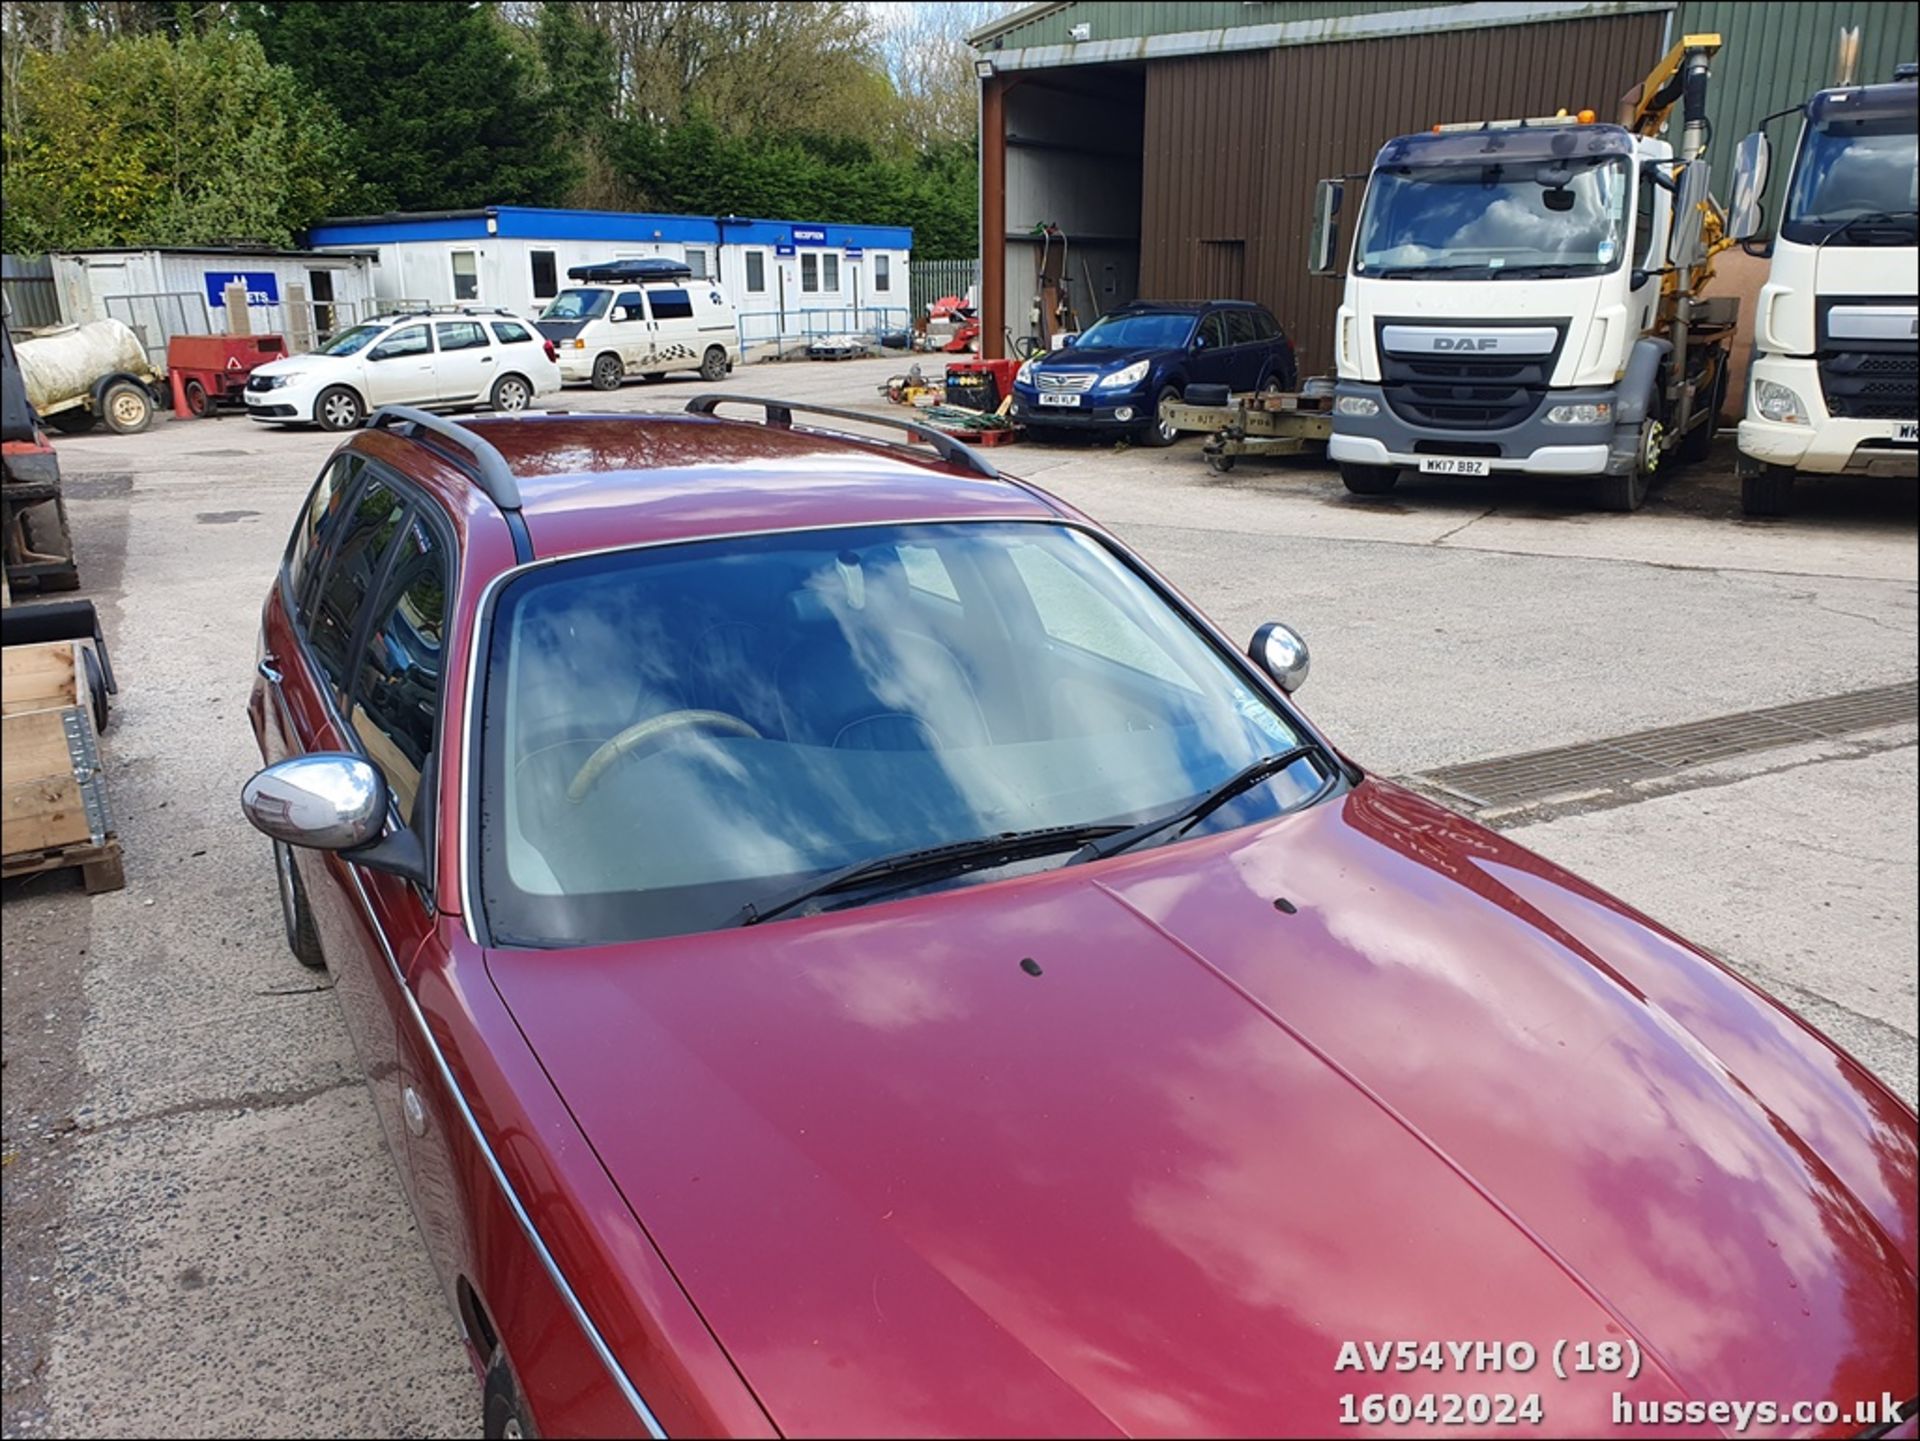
[{"x1": 971, "y1": 1, "x2": 1918, "y2": 362}]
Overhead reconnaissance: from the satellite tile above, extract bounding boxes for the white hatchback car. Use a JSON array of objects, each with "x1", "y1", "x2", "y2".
[{"x1": 244, "y1": 310, "x2": 563, "y2": 431}]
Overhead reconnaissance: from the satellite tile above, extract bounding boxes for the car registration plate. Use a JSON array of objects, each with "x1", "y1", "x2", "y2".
[
  {"x1": 1895, "y1": 421, "x2": 1918, "y2": 442},
  {"x1": 1037, "y1": 392, "x2": 1081, "y2": 407},
  {"x1": 1418, "y1": 457, "x2": 1490, "y2": 476}
]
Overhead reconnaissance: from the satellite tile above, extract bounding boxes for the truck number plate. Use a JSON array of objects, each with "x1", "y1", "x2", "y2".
[
  {"x1": 1037, "y1": 393, "x2": 1081, "y2": 407},
  {"x1": 1418, "y1": 457, "x2": 1489, "y2": 476},
  {"x1": 1896, "y1": 421, "x2": 1918, "y2": 442}
]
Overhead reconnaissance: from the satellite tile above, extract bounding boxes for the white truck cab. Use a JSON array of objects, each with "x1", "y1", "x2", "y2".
[
  {"x1": 1312, "y1": 37, "x2": 1750, "y2": 512},
  {"x1": 1734, "y1": 73, "x2": 1918, "y2": 515},
  {"x1": 535, "y1": 258, "x2": 741, "y2": 390}
]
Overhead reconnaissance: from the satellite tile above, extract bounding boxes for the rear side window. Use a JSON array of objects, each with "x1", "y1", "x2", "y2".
[
  {"x1": 491, "y1": 320, "x2": 533, "y2": 345},
  {"x1": 647, "y1": 288, "x2": 694, "y2": 321},
  {"x1": 351, "y1": 519, "x2": 448, "y2": 818},
  {"x1": 1225, "y1": 310, "x2": 1257, "y2": 346},
  {"x1": 1251, "y1": 309, "x2": 1279, "y2": 341},
  {"x1": 289, "y1": 455, "x2": 360, "y2": 610},
  {"x1": 308, "y1": 478, "x2": 406, "y2": 695},
  {"x1": 435, "y1": 321, "x2": 488, "y2": 352}
]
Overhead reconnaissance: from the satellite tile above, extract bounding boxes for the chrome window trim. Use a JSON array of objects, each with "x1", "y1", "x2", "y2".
[
  {"x1": 338, "y1": 861, "x2": 670, "y2": 1440},
  {"x1": 457, "y1": 513, "x2": 1348, "y2": 948}
]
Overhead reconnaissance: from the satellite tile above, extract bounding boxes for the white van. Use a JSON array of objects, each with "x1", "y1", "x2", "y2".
[{"x1": 535, "y1": 259, "x2": 741, "y2": 390}]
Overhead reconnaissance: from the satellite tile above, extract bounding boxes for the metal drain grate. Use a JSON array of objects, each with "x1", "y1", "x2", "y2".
[{"x1": 1419, "y1": 680, "x2": 1917, "y2": 809}]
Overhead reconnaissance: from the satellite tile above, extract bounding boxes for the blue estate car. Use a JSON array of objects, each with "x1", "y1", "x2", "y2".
[{"x1": 1011, "y1": 300, "x2": 1298, "y2": 446}]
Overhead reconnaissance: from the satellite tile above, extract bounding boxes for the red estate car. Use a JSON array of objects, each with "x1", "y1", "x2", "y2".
[{"x1": 243, "y1": 400, "x2": 1917, "y2": 1439}]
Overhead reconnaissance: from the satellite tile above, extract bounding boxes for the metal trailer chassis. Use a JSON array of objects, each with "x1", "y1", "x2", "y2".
[{"x1": 1164, "y1": 390, "x2": 1334, "y2": 472}]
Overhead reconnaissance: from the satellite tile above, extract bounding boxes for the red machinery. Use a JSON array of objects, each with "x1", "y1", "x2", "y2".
[{"x1": 166, "y1": 334, "x2": 288, "y2": 417}]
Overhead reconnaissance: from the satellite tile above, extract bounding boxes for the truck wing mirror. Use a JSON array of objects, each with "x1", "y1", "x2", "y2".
[
  {"x1": 1667, "y1": 160, "x2": 1711, "y2": 269},
  {"x1": 1726, "y1": 132, "x2": 1770, "y2": 243},
  {"x1": 1309, "y1": 178, "x2": 1346, "y2": 277}
]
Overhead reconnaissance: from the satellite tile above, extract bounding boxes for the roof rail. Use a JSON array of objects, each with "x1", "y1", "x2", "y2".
[
  {"x1": 364, "y1": 406, "x2": 521, "y2": 509},
  {"x1": 684, "y1": 394, "x2": 1002, "y2": 481}
]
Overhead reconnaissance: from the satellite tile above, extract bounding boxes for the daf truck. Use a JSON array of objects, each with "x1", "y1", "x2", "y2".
[
  {"x1": 1733, "y1": 67, "x2": 1917, "y2": 516},
  {"x1": 1311, "y1": 36, "x2": 1752, "y2": 511}
]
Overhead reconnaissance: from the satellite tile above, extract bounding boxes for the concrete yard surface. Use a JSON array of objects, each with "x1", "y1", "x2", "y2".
[{"x1": 3, "y1": 355, "x2": 1914, "y2": 1438}]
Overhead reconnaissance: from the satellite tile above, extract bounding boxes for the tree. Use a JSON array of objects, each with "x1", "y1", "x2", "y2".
[
  {"x1": 247, "y1": 1, "x2": 573, "y2": 211},
  {"x1": 1, "y1": 28, "x2": 352, "y2": 252},
  {"x1": 873, "y1": 1, "x2": 1008, "y2": 154}
]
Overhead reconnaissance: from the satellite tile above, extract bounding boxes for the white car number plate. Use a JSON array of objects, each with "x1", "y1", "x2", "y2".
[
  {"x1": 1895, "y1": 421, "x2": 1918, "y2": 442},
  {"x1": 1037, "y1": 392, "x2": 1081, "y2": 407},
  {"x1": 1418, "y1": 457, "x2": 1490, "y2": 476}
]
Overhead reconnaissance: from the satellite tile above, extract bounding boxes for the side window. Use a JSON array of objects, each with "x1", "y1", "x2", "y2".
[
  {"x1": 370, "y1": 324, "x2": 431, "y2": 360},
  {"x1": 1198, "y1": 313, "x2": 1229, "y2": 351},
  {"x1": 308, "y1": 478, "x2": 407, "y2": 695},
  {"x1": 288, "y1": 455, "x2": 360, "y2": 611},
  {"x1": 822, "y1": 253, "x2": 841, "y2": 290},
  {"x1": 898, "y1": 542, "x2": 959, "y2": 603},
  {"x1": 875, "y1": 253, "x2": 891, "y2": 292},
  {"x1": 683, "y1": 249, "x2": 708, "y2": 279},
  {"x1": 351, "y1": 519, "x2": 448, "y2": 819},
  {"x1": 801, "y1": 253, "x2": 819, "y2": 292},
  {"x1": 434, "y1": 320, "x2": 488, "y2": 352},
  {"x1": 613, "y1": 289, "x2": 643, "y2": 322},
  {"x1": 1251, "y1": 309, "x2": 1279, "y2": 341},
  {"x1": 744, "y1": 251, "x2": 766, "y2": 293},
  {"x1": 1008, "y1": 541, "x2": 1191, "y2": 688},
  {"x1": 451, "y1": 250, "x2": 479, "y2": 302},
  {"x1": 1635, "y1": 166, "x2": 1659, "y2": 266},
  {"x1": 490, "y1": 319, "x2": 533, "y2": 345},
  {"x1": 646, "y1": 288, "x2": 694, "y2": 322},
  {"x1": 530, "y1": 249, "x2": 558, "y2": 301},
  {"x1": 1225, "y1": 309, "x2": 1257, "y2": 347}
]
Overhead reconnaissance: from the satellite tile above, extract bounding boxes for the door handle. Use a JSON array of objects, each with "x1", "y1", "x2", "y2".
[
  {"x1": 257, "y1": 658, "x2": 283, "y2": 684},
  {"x1": 480, "y1": 355, "x2": 494, "y2": 363}
]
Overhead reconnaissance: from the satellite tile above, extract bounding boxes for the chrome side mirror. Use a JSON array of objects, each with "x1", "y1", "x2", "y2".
[
  {"x1": 1249, "y1": 622, "x2": 1310, "y2": 694},
  {"x1": 242, "y1": 754, "x2": 387, "y2": 850}
]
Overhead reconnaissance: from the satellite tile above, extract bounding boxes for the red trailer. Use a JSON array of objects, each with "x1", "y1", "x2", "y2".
[{"x1": 165, "y1": 335, "x2": 288, "y2": 417}]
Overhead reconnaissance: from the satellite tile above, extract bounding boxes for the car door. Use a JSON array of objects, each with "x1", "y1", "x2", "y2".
[
  {"x1": 338, "y1": 512, "x2": 456, "y2": 1225},
  {"x1": 432, "y1": 320, "x2": 495, "y2": 404},
  {"x1": 1189, "y1": 311, "x2": 1234, "y2": 387},
  {"x1": 285, "y1": 471, "x2": 419, "y2": 1160},
  {"x1": 644, "y1": 286, "x2": 698, "y2": 371},
  {"x1": 363, "y1": 323, "x2": 437, "y2": 406},
  {"x1": 1223, "y1": 308, "x2": 1263, "y2": 390},
  {"x1": 610, "y1": 288, "x2": 652, "y2": 373}
]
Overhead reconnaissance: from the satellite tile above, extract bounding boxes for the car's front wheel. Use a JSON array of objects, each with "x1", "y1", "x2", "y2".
[
  {"x1": 1142, "y1": 385, "x2": 1182, "y2": 447},
  {"x1": 483, "y1": 1346, "x2": 537, "y2": 1440},
  {"x1": 590, "y1": 353, "x2": 623, "y2": 391},
  {"x1": 314, "y1": 385, "x2": 363, "y2": 431},
  {"x1": 490, "y1": 373, "x2": 533, "y2": 412},
  {"x1": 272, "y1": 841, "x2": 326, "y2": 970}
]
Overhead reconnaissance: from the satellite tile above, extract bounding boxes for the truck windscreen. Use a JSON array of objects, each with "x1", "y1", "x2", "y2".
[
  {"x1": 1354, "y1": 155, "x2": 1629, "y2": 278},
  {"x1": 1781, "y1": 116, "x2": 1918, "y2": 245}
]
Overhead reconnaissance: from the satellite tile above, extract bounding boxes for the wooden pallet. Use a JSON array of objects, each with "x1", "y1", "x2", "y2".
[
  {"x1": 1, "y1": 836, "x2": 124, "y2": 893},
  {"x1": 923, "y1": 425, "x2": 1021, "y2": 446},
  {"x1": 3, "y1": 640, "x2": 123, "y2": 893}
]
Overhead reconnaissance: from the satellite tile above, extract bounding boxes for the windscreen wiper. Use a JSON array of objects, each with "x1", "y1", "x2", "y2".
[
  {"x1": 1067, "y1": 745, "x2": 1332, "y2": 867},
  {"x1": 730, "y1": 822, "x2": 1128, "y2": 928},
  {"x1": 1816, "y1": 209, "x2": 1919, "y2": 249}
]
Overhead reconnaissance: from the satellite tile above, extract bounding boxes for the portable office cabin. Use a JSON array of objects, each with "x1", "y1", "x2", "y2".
[
  {"x1": 46, "y1": 247, "x2": 379, "y2": 365},
  {"x1": 306, "y1": 206, "x2": 914, "y2": 345}
]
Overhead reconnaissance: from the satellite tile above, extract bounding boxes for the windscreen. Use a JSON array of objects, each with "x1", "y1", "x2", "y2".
[
  {"x1": 1781, "y1": 115, "x2": 1918, "y2": 245},
  {"x1": 480, "y1": 522, "x2": 1324, "y2": 946},
  {"x1": 1355, "y1": 155, "x2": 1630, "y2": 277},
  {"x1": 318, "y1": 324, "x2": 384, "y2": 357},
  {"x1": 539, "y1": 288, "x2": 611, "y2": 321},
  {"x1": 1074, "y1": 311, "x2": 1197, "y2": 350}
]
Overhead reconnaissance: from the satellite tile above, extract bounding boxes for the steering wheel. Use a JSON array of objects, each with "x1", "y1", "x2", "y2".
[{"x1": 566, "y1": 709, "x2": 761, "y2": 802}]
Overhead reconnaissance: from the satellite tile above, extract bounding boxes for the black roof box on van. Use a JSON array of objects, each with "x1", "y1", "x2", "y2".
[{"x1": 566, "y1": 258, "x2": 694, "y2": 284}]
